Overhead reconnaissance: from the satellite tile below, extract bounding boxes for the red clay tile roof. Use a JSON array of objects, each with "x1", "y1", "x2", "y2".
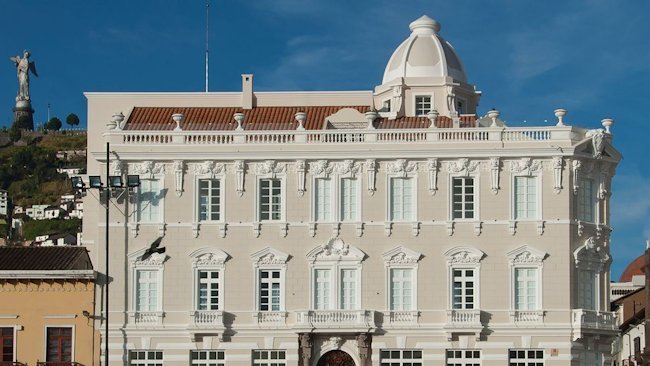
[
  {"x1": 620, "y1": 254, "x2": 647, "y2": 282},
  {"x1": 0, "y1": 246, "x2": 93, "y2": 271},
  {"x1": 125, "y1": 107, "x2": 476, "y2": 131}
]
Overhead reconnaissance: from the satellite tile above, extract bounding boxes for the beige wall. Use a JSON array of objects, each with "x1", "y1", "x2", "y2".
[{"x1": 0, "y1": 279, "x2": 97, "y2": 366}]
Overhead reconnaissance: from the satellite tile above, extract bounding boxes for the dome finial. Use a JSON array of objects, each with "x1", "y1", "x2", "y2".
[{"x1": 409, "y1": 15, "x2": 441, "y2": 35}]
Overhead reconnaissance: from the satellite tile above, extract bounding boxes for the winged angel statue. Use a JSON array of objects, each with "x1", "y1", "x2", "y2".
[{"x1": 10, "y1": 50, "x2": 38, "y2": 101}]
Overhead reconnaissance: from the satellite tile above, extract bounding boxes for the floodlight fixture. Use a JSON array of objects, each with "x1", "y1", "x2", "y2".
[
  {"x1": 109, "y1": 175, "x2": 123, "y2": 188},
  {"x1": 89, "y1": 176, "x2": 103, "y2": 189},
  {"x1": 127, "y1": 175, "x2": 141, "y2": 188},
  {"x1": 71, "y1": 176, "x2": 85, "y2": 190}
]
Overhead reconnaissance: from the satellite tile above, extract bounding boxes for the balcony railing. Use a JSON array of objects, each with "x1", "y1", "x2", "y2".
[
  {"x1": 445, "y1": 309, "x2": 482, "y2": 328},
  {"x1": 253, "y1": 311, "x2": 287, "y2": 327},
  {"x1": 106, "y1": 126, "x2": 575, "y2": 147},
  {"x1": 295, "y1": 310, "x2": 376, "y2": 330},
  {"x1": 129, "y1": 311, "x2": 164, "y2": 326},
  {"x1": 386, "y1": 310, "x2": 420, "y2": 326},
  {"x1": 571, "y1": 309, "x2": 617, "y2": 341},
  {"x1": 190, "y1": 310, "x2": 224, "y2": 328},
  {"x1": 509, "y1": 310, "x2": 545, "y2": 325}
]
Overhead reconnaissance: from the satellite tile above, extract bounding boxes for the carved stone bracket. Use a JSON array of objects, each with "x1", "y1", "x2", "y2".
[
  {"x1": 253, "y1": 222, "x2": 261, "y2": 238},
  {"x1": 474, "y1": 221, "x2": 482, "y2": 236},
  {"x1": 598, "y1": 164, "x2": 611, "y2": 200},
  {"x1": 447, "y1": 158, "x2": 480, "y2": 177},
  {"x1": 355, "y1": 222, "x2": 364, "y2": 237},
  {"x1": 279, "y1": 223, "x2": 288, "y2": 238},
  {"x1": 551, "y1": 157, "x2": 563, "y2": 194},
  {"x1": 509, "y1": 220, "x2": 517, "y2": 236},
  {"x1": 489, "y1": 157, "x2": 500, "y2": 194},
  {"x1": 192, "y1": 222, "x2": 199, "y2": 238},
  {"x1": 572, "y1": 160, "x2": 582, "y2": 195},
  {"x1": 384, "y1": 222, "x2": 392, "y2": 237},
  {"x1": 446, "y1": 221, "x2": 454, "y2": 236},
  {"x1": 536, "y1": 221, "x2": 545, "y2": 236},
  {"x1": 586, "y1": 128, "x2": 607, "y2": 159},
  {"x1": 577, "y1": 220, "x2": 584, "y2": 237},
  {"x1": 427, "y1": 158, "x2": 438, "y2": 195},
  {"x1": 173, "y1": 160, "x2": 185, "y2": 197},
  {"x1": 366, "y1": 159, "x2": 377, "y2": 195},
  {"x1": 411, "y1": 222, "x2": 420, "y2": 237},
  {"x1": 219, "y1": 223, "x2": 227, "y2": 238},
  {"x1": 296, "y1": 160, "x2": 306, "y2": 196},
  {"x1": 387, "y1": 159, "x2": 418, "y2": 177},
  {"x1": 234, "y1": 160, "x2": 245, "y2": 196},
  {"x1": 309, "y1": 222, "x2": 317, "y2": 237}
]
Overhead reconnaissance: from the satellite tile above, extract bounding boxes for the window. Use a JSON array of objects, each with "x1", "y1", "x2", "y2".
[
  {"x1": 312, "y1": 268, "x2": 359, "y2": 310},
  {"x1": 190, "y1": 350, "x2": 225, "y2": 366},
  {"x1": 577, "y1": 269, "x2": 596, "y2": 310},
  {"x1": 514, "y1": 176, "x2": 537, "y2": 219},
  {"x1": 314, "y1": 269, "x2": 331, "y2": 310},
  {"x1": 452, "y1": 177, "x2": 475, "y2": 219},
  {"x1": 314, "y1": 178, "x2": 332, "y2": 222},
  {"x1": 46, "y1": 327, "x2": 72, "y2": 362},
  {"x1": 446, "y1": 350, "x2": 481, "y2": 366},
  {"x1": 340, "y1": 269, "x2": 358, "y2": 310},
  {"x1": 456, "y1": 100, "x2": 466, "y2": 114},
  {"x1": 198, "y1": 179, "x2": 221, "y2": 221},
  {"x1": 390, "y1": 269, "x2": 414, "y2": 311},
  {"x1": 197, "y1": 270, "x2": 220, "y2": 310},
  {"x1": 390, "y1": 177, "x2": 414, "y2": 221},
  {"x1": 415, "y1": 96, "x2": 432, "y2": 116},
  {"x1": 340, "y1": 178, "x2": 359, "y2": 222},
  {"x1": 452, "y1": 269, "x2": 475, "y2": 310},
  {"x1": 259, "y1": 179, "x2": 282, "y2": 221},
  {"x1": 381, "y1": 99, "x2": 391, "y2": 112},
  {"x1": 252, "y1": 350, "x2": 286, "y2": 366},
  {"x1": 130, "y1": 351, "x2": 163, "y2": 366},
  {"x1": 137, "y1": 178, "x2": 163, "y2": 223},
  {"x1": 514, "y1": 268, "x2": 538, "y2": 310},
  {"x1": 380, "y1": 349, "x2": 422, "y2": 366},
  {"x1": 577, "y1": 178, "x2": 595, "y2": 222},
  {"x1": 136, "y1": 270, "x2": 159, "y2": 312},
  {"x1": 509, "y1": 349, "x2": 544, "y2": 366},
  {"x1": 259, "y1": 270, "x2": 282, "y2": 311},
  {"x1": 0, "y1": 328, "x2": 13, "y2": 363}
]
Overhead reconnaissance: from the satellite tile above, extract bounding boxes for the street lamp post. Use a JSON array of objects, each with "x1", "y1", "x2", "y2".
[{"x1": 72, "y1": 141, "x2": 140, "y2": 366}]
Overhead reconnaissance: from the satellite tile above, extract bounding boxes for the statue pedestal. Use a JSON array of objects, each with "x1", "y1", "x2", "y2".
[{"x1": 13, "y1": 99, "x2": 34, "y2": 130}]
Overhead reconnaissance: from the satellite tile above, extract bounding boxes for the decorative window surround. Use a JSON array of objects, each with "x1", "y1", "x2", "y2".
[
  {"x1": 443, "y1": 246, "x2": 484, "y2": 340},
  {"x1": 511, "y1": 172, "x2": 542, "y2": 222},
  {"x1": 309, "y1": 160, "x2": 334, "y2": 179},
  {"x1": 507, "y1": 245, "x2": 547, "y2": 325},
  {"x1": 447, "y1": 159, "x2": 480, "y2": 222},
  {"x1": 256, "y1": 177, "x2": 285, "y2": 222},
  {"x1": 128, "y1": 248, "x2": 168, "y2": 327},
  {"x1": 251, "y1": 247, "x2": 289, "y2": 325},
  {"x1": 193, "y1": 168, "x2": 226, "y2": 237},
  {"x1": 509, "y1": 157, "x2": 542, "y2": 176},
  {"x1": 551, "y1": 156, "x2": 563, "y2": 194},
  {"x1": 189, "y1": 248, "x2": 229, "y2": 329},
  {"x1": 386, "y1": 159, "x2": 418, "y2": 223},
  {"x1": 307, "y1": 238, "x2": 365, "y2": 310},
  {"x1": 573, "y1": 237, "x2": 610, "y2": 312},
  {"x1": 383, "y1": 246, "x2": 422, "y2": 325}
]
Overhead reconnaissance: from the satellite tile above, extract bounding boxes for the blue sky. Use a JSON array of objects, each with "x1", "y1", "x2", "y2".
[{"x1": 1, "y1": 0, "x2": 648, "y2": 278}]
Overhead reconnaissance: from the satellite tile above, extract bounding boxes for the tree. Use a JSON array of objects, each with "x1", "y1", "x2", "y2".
[
  {"x1": 14, "y1": 115, "x2": 33, "y2": 130},
  {"x1": 46, "y1": 117, "x2": 62, "y2": 131},
  {"x1": 8, "y1": 123, "x2": 22, "y2": 142},
  {"x1": 66, "y1": 113, "x2": 80, "y2": 128}
]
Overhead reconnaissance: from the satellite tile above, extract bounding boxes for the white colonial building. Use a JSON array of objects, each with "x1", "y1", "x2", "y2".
[{"x1": 82, "y1": 16, "x2": 621, "y2": 366}]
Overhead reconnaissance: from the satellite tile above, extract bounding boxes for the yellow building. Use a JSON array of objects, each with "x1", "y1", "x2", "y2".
[{"x1": 0, "y1": 246, "x2": 96, "y2": 366}]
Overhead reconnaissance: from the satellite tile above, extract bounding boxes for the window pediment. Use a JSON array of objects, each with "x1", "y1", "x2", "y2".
[
  {"x1": 382, "y1": 246, "x2": 422, "y2": 265},
  {"x1": 444, "y1": 246, "x2": 485, "y2": 265},
  {"x1": 250, "y1": 247, "x2": 289, "y2": 267},
  {"x1": 128, "y1": 247, "x2": 168, "y2": 267},
  {"x1": 307, "y1": 238, "x2": 365, "y2": 263},
  {"x1": 189, "y1": 248, "x2": 229, "y2": 268},
  {"x1": 506, "y1": 245, "x2": 547, "y2": 265}
]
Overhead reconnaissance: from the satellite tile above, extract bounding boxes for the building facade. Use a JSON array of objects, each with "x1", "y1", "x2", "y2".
[
  {"x1": 0, "y1": 247, "x2": 97, "y2": 366},
  {"x1": 82, "y1": 16, "x2": 620, "y2": 366}
]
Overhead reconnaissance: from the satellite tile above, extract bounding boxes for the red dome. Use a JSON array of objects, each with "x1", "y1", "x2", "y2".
[{"x1": 619, "y1": 254, "x2": 647, "y2": 282}]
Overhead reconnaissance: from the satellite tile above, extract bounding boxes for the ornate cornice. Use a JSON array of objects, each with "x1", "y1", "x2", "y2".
[
  {"x1": 387, "y1": 159, "x2": 418, "y2": 177},
  {"x1": 447, "y1": 158, "x2": 479, "y2": 176}
]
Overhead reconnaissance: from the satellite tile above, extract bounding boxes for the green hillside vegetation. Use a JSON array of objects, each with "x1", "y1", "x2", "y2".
[
  {"x1": 22, "y1": 218, "x2": 82, "y2": 241},
  {"x1": 0, "y1": 132, "x2": 87, "y2": 207}
]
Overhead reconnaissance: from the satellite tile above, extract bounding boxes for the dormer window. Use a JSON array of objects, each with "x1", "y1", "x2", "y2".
[
  {"x1": 456, "y1": 99, "x2": 465, "y2": 114},
  {"x1": 381, "y1": 99, "x2": 391, "y2": 112},
  {"x1": 415, "y1": 96, "x2": 432, "y2": 116}
]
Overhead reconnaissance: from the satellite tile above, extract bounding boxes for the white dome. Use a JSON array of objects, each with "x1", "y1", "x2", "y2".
[{"x1": 382, "y1": 15, "x2": 467, "y2": 84}]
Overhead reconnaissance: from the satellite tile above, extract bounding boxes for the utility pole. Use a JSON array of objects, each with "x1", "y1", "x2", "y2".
[{"x1": 205, "y1": 0, "x2": 210, "y2": 93}]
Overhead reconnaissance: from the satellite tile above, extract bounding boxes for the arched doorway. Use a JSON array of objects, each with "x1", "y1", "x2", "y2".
[{"x1": 317, "y1": 350, "x2": 356, "y2": 366}]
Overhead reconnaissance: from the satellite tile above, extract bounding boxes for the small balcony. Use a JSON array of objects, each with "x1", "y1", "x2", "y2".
[
  {"x1": 444, "y1": 309, "x2": 483, "y2": 340},
  {"x1": 189, "y1": 310, "x2": 224, "y2": 329},
  {"x1": 509, "y1": 310, "x2": 545, "y2": 326},
  {"x1": 295, "y1": 310, "x2": 376, "y2": 332},
  {"x1": 253, "y1": 311, "x2": 287, "y2": 327},
  {"x1": 571, "y1": 309, "x2": 618, "y2": 341},
  {"x1": 128, "y1": 311, "x2": 164, "y2": 327},
  {"x1": 385, "y1": 310, "x2": 420, "y2": 327}
]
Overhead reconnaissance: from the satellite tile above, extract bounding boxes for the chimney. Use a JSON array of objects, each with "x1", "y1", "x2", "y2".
[{"x1": 242, "y1": 74, "x2": 254, "y2": 110}]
